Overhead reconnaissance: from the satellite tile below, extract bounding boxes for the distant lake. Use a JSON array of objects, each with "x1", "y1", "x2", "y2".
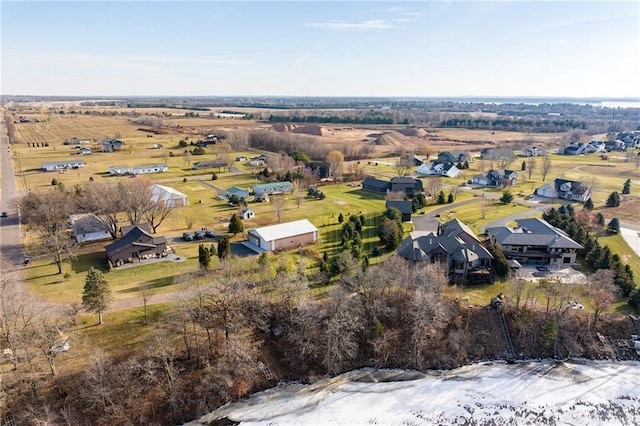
[{"x1": 599, "y1": 101, "x2": 640, "y2": 109}]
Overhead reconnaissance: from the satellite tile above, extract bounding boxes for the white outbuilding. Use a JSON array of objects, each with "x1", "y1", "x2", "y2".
[
  {"x1": 150, "y1": 184, "x2": 188, "y2": 207},
  {"x1": 247, "y1": 219, "x2": 318, "y2": 252}
]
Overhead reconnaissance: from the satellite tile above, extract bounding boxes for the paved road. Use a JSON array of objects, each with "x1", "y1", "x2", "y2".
[
  {"x1": 412, "y1": 197, "x2": 485, "y2": 232},
  {"x1": 0, "y1": 113, "x2": 25, "y2": 277}
]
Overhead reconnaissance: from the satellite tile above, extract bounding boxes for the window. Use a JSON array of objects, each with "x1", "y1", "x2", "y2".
[{"x1": 563, "y1": 257, "x2": 571, "y2": 264}]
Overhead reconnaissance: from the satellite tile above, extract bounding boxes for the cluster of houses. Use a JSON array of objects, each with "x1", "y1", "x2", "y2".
[
  {"x1": 560, "y1": 132, "x2": 640, "y2": 155},
  {"x1": 396, "y1": 215, "x2": 583, "y2": 284}
]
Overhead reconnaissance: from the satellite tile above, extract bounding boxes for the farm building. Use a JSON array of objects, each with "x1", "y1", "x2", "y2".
[
  {"x1": 390, "y1": 177, "x2": 423, "y2": 196},
  {"x1": 41, "y1": 160, "x2": 85, "y2": 171},
  {"x1": 150, "y1": 184, "x2": 188, "y2": 207},
  {"x1": 105, "y1": 225, "x2": 168, "y2": 267},
  {"x1": 69, "y1": 213, "x2": 111, "y2": 244},
  {"x1": 131, "y1": 164, "x2": 168, "y2": 175},
  {"x1": 247, "y1": 219, "x2": 318, "y2": 252},
  {"x1": 193, "y1": 159, "x2": 229, "y2": 170}
]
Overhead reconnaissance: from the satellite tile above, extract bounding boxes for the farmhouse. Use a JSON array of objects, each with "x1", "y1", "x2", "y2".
[
  {"x1": 247, "y1": 219, "x2": 318, "y2": 252},
  {"x1": 485, "y1": 218, "x2": 583, "y2": 267},
  {"x1": 105, "y1": 225, "x2": 168, "y2": 267},
  {"x1": 41, "y1": 160, "x2": 85, "y2": 171},
  {"x1": 535, "y1": 178, "x2": 591, "y2": 202},
  {"x1": 131, "y1": 164, "x2": 168, "y2": 175},
  {"x1": 361, "y1": 177, "x2": 391, "y2": 194},
  {"x1": 397, "y1": 218, "x2": 493, "y2": 284},
  {"x1": 69, "y1": 213, "x2": 111, "y2": 244},
  {"x1": 520, "y1": 146, "x2": 544, "y2": 157},
  {"x1": 385, "y1": 200, "x2": 413, "y2": 222},
  {"x1": 253, "y1": 181, "x2": 293, "y2": 196},
  {"x1": 390, "y1": 177, "x2": 423, "y2": 197},
  {"x1": 150, "y1": 184, "x2": 188, "y2": 207},
  {"x1": 102, "y1": 139, "x2": 125, "y2": 152},
  {"x1": 416, "y1": 161, "x2": 460, "y2": 178}
]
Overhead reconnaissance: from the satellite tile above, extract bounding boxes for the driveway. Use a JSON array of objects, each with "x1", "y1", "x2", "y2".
[{"x1": 412, "y1": 197, "x2": 486, "y2": 232}]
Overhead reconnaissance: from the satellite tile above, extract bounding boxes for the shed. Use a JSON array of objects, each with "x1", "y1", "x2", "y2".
[
  {"x1": 247, "y1": 219, "x2": 318, "y2": 252},
  {"x1": 361, "y1": 177, "x2": 391, "y2": 194},
  {"x1": 241, "y1": 208, "x2": 255, "y2": 220}
]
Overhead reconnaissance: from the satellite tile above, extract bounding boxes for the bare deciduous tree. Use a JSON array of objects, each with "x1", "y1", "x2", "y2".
[
  {"x1": 586, "y1": 269, "x2": 617, "y2": 329},
  {"x1": 525, "y1": 156, "x2": 537, "y2": 181},
  {"x1": 271, "y1": 194, "x2": 287, "y2": 223},
  {"x1": 541, "y1": 154, "x2": 553, "y2": 182}
]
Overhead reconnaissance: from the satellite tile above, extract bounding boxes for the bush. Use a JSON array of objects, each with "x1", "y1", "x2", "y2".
[
  {"x1": 211, "y1": 172, "x2": 218, "y2": 180},
  {"x1": 178, "y1": 140, "x2": 188, "y2": 147},
  {"x1": 183, "y1": 178, "x2": 188, "y2": 183},
  {"x1": 51, "y1": 178, "x2": 58, "y2": 186}
]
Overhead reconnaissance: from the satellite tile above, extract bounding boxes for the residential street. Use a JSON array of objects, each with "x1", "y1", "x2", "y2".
[{"x1": 0, "y1": 113, "x2": 25, "y2": 278}]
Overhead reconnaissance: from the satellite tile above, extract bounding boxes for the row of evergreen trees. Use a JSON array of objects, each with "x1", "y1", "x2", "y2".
[{"x1": 542, "y1": 206, "x2": 636, "y2": 299}]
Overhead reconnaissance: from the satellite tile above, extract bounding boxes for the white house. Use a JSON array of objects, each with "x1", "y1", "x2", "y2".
[
  {"x1": 416, "y1": 162, "x2": 460, "y2": 178},
  {"x1": 131, "y1": 164, "x2": 169, "y2": 175},
  {"x1": 69, "y1": 213, "x2": 111, "y2": 244},
  {"x1": 241, "y1": 208, "x2": 255, "y2": 220},
  {"x1": 535, "y1": 183, "x2": 557, "y2": 198},
  {"x1": 41, "y1": 160, "x2": 85, "y2": 171},
  {"x1": 108, "y1": 165, "x2": 131, "y2": 175},
  {"x1": 150, "y1": 184, "x2": 188, "y2": 207},
  {"x1": 247, "y1": 219, "x2": 318, "y2": 252}
]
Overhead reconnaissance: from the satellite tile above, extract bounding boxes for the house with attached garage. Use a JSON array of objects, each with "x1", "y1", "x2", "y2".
[
  {"x1": 472, "y1": 169, "x2": 517, "y2": 187},
  {"x1": 247, "y1": 219, "x2": 318, "y2": 252},
  {"x1": 437, "y1": 151, "x2": 470, "y2": 163},
  {"x1": 390, "y1": 177, "x2": 423, "y2": 197},
  {"x1": 535, "y1": 178, "x2": 591, "y2": 203},
  {"x1": 416, "y1": 161, "x2": 460, "y2": 178},
  {"x1": 485, "y1": 218, "x2": 583, "y2": 267},
  {"x1": 105, "y1": 225, "x2": 168, "y2": 267},
  {"x1": 397, "y1": 218, "x2": 493, "y2": 284},
  {"x1": 108, "y1": 165, "x2": 131, "y2": 175},
  {"x1": 253, "y1": 181, "x2": 293, "y2": 197},
  {"x1": 41, "y1": 160, "x2": 85, "y2": 171},
  {"x1": 226, "y1": 186, "x2": 250, "y2": 200}
]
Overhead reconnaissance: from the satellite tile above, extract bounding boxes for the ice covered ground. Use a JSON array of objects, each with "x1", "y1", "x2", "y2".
[{"x1": 188, "y1": 360, "x2": 640, "y2": 425}]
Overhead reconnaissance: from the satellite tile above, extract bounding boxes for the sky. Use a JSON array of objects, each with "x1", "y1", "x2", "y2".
[{"x1": 1, "y1": 1, "x2": 639, "y2": 98}]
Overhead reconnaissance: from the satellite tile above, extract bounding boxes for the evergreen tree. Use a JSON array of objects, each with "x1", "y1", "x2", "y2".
[
  {"x1": 211, "y1": 172, "x2": 218, "y2": 180},
  {"x1": 596, "y1": 212, "x2": 606, "y2": 226},
  {"x1": 487, "y1": 243, "x2": 510, "y2": 277},
  {"x1": 607, "y1": 217, "x2": 620, "y2": 234},
  {"x1": 436, "y1": 190, "x2": 446, "y2": 204},
  {"x1": 284, "y1": 170, "x2": 293, "y2": 182},
  {"x1": 378, "y1": 217, "x2": 403, "y2": 250},
  {"x1": 521, "y1": 160, "x2": 526, "y2": 171},
  {"x1": 499, "y1": 190, "x2": 514, "y2": 204},
  {"x1": 606, "y1": 191, "x2": 621, "y2": 207},
  {"x1": 198, "y1": 243, "x2": 211, "y2": 269},
  {"x1": 412, "y1": 197, "x2": 420, "y2": 213},
  {"x1": 82, "y1": 267, "x2": 112, "y2": 325},
  {"x1": 447, "y1": 192, "x2": 454, "y2": 203},
  {"x1": 623, "y1": 179, "x2": 631, "y2": 195},
  {"x1": 463, "y1": 160, "x2": 469, "y2": 169},
  {"x1": 338, "y1": 213, "x2": 344, "y2": 223},
  {"x1": 228, "y1": 213, "x2": 244, "y2": 235},
  {"x1": 384, "y1": 207, "x2": 403, "y2": 227},
  {"x1": 583, "y1": 197, "x2": 594, "y2": 211},
  {"x1": 217, "y1": 236, "x2": 230, "y2": 260},
  {"x1": 415, "y1": 193, "x2": 426, "y2": 209},
  {"x1": 209, "y1": 243, "x2": 217, "y2": 256}
]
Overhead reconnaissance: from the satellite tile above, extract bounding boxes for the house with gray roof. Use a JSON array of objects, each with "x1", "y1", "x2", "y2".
[
  {"x1": 472, "y1": 169, "x2": 517, "y2": 187},
  {"x1": 437, "y1": 151, "x2": 470, "y2": 163},
  {"x1": 535, "y1": 178, "x2": 591, "y2": 202},
  {"x1": 485, "y1": 218, "x2": 582, "y2": 268},
  {"x1": 69, "y1": 213, "x2": 111, "y2": 244},
  {"x1": 105, "y1": 225, "x2": 168, "y2": 267},
  {"x1": 390, "y1": 176, "x2": 423, "y2": 196},
  {"x1": 361, "y1": 177, "x2": 391, "y2": 194},
  {"x1": 397, "y1": 218, "x2": 493, "y2": 284}
]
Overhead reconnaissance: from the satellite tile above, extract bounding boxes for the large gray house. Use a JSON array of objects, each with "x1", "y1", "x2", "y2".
[
  {"x1": 485, "y1": 218, "x2": 582, "y2": 267},
  {"x1": 397, "y1": 218, "x2": 493, "y2": 284}
]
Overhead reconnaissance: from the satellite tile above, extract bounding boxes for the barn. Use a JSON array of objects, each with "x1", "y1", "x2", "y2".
[
  {"x1": 150, "y1": 184, "x2": 188, "y2": 207},
  {"x1": 247, "y1": 219, "x2": 318, "y2": 252}
]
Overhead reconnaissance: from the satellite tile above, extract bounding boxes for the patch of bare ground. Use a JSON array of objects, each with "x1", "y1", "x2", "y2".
[{"x1": 599, "y1": 196, "x2": 640, "y2": 222}]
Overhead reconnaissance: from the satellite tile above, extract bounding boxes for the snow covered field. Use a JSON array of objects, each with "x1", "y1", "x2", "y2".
[{"x1": 189, "y1": 360, "x2": 640, "y2": 425}]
